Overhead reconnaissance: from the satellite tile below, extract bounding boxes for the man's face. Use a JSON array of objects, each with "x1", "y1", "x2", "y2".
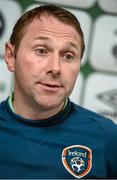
[{"x1": 6, "y1": 15, "x2": 82, "y2": 112}]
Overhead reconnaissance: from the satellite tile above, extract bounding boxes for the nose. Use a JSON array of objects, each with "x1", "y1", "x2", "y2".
[{"x1": 47, "y1": 52, "x2": 61, "y2": 76}]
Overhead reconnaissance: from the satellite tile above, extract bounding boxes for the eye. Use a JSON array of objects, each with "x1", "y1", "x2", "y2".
[
  {"x1": 64, "y1": 52, "x2": 74, "y2": 61},
  {"x1": 35, "y1": 47, "x2": 48, "y2": 56}
]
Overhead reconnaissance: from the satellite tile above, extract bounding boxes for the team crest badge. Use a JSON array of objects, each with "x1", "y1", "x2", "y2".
[{"x1": 62, "y1": 145, "x2": 92, "y2": 178}]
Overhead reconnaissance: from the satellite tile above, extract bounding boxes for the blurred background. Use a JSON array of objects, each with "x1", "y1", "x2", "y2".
[{"x1": 0, "y1": 0, "x2": 117, "y2": 123}]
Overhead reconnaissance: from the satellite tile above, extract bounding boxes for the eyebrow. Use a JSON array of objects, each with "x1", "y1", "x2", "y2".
[
  {"x1": 66, "y1": 42, "x2": 79, "y2": 51},
  {"x1": 34, "y1": 36, "x2": 79, "y2": 52}
]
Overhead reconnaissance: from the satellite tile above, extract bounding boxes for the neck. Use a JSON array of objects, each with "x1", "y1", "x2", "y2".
[
  {"x1": 13, "y1": 101, "x2": 65, "y2": 120},
  {"x1": 11, "y1": 93, "x2": 66, "y2": 120}
]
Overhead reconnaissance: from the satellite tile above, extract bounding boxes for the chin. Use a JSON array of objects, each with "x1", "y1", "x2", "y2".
[
  {"x1": 37, "y1": 99, "x2": 64, "y2": 111},
  {"x1": 41, "y1": 102, "x2": 62, "y2": 110},
  {"x1": 34, "y1": 93, "x2": 67, "y2": 110}
]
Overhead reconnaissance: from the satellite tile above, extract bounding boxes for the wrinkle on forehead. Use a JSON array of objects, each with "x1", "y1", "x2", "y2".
[{"x1": 26, "y1": 15, "x2": 81, "y2": 42}]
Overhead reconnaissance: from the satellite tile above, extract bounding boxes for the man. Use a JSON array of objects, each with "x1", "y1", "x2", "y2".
[{"x1": 0, "y1": 5, "x2": 117, "y2": 179}]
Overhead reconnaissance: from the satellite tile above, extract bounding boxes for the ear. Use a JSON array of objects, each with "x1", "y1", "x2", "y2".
[{"x1": 5, "y1": 41, "x2": 16, "y2": 72}]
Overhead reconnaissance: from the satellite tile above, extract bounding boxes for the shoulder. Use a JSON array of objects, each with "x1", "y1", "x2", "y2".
[
  {"x1": 70, "y1": 101, "x2": 117, "y2": 134},
  {"x1": 0, "y1": 100, "x2": 6, "y2": 111},
  {"x1": 0, "y1": 99, "x2": 9, "y2": 117}
]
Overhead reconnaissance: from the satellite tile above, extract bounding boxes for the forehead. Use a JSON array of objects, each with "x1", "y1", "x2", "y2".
[{"x1": 24, "y1": 15, "x2": 81, "y2": 43}]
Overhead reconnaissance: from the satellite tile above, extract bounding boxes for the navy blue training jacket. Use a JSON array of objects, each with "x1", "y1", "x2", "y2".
[{"x1": 0, "y1": 99, "x2": 117, "y2": 179}]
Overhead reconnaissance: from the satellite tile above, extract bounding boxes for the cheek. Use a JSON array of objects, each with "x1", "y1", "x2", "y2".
[
  {"x1": 68, "y1": 66, "x2": 80, "y2": 83},
  {"x1": 16, "y1": 52, "x2": 38, "y2": 71},
  {"x1": 70, "y1": 73, "x2": 78, "y2": 87},
  {"x1": 14, "y1": 56, "x2": 35, "y2": 83},
  {"x1": 63, "y1": 68, "x2": 79, "y2": 92}
]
